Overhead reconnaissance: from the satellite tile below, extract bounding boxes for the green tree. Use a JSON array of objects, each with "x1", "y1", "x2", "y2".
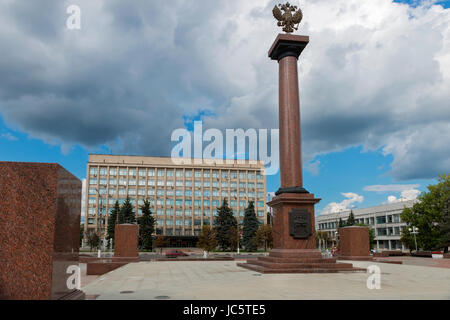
[
  {"x1": 138, "y1": 200, "x2": 155, "y2": 251},
  {"x1": 214, "y1": 199, "x2": 237, "y2": 251},
  {"x1": 119, "y1": 197, "x2": 136, "y2": 224},
  {"x1": 87, "y1": 232, "x2": 100, "y2": 251},
  {"x1": 440, "y1": 198, "x2": 450, "y2": 253},
  {"x1": 253, "y1": 224, "x2": 273, "y2": 251},
  {"x1": 346, "y1": 210, "x2": 355, "y2": 226},
  {"x1": 401, "y1": 174, "x2": 450, "y2": 251},
  {"x1": 197, "y1": 226, "x2": 218, "y2": 254},
  {"x1": 338, "y1": 218, "x2": 345, "y2": 228},
  {"x1": 107, "y1": 200, "x2": 120, "y2": 248},
  {"x1": 242, "y1": 201, "x2": 259, "y2": 252},
  {"x1": 228, "y1": 226, "x2": 240, "y2": 252}
]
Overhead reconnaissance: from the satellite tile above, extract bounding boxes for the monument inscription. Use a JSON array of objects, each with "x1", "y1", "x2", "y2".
[{"x1": 289, "y1": 208, "x2": 312, "y2": 239}]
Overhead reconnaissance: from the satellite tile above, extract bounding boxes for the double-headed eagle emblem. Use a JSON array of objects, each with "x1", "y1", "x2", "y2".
[{"x1": 273, "y1": 2, "x2": 303, "y2": 34}]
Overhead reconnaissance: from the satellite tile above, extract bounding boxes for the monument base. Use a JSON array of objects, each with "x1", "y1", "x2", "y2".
[
  {"x1": 338, "y1": 255, "x2": 374, "y2": 261},
  {"x1": 237, "y1": 249, "x2": 366, "y2": 274}
]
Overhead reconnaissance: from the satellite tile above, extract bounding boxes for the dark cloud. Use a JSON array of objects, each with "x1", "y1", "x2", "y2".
[{"x1": 0, "y1": 0, "x2": 448, "y2": 181}]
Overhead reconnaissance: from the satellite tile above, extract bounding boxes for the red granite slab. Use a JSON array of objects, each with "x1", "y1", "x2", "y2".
[
  {"x1": 0, "y1": 162, "x2": 83, "y2": 300},
  {"x1": 114, "y1": 224, "x2": 139, "y2": 258}
]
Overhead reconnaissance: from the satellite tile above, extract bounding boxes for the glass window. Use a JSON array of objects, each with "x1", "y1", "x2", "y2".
[
  {"x1": 222, "y1": 172, "x2": 228, "y2": 179},
  {"x1": 129, "y1": 169, "x2": 136, "y2": 176},
  {"x1": 148, "y1": 169, "x2": 155, "y2": 177},
  {"x1": 195, "y1": 170, "x2": 202, "y2": 178},
  {"x1": 99, "y1": 167, "x2": 107, "y2": 176},
  {"x1": 204, "y1": 200, "x2": 210, "y2": 207},
  {"x1": 89, "y1": 167, "x2": 98, "y2": 175},
  {"x1": 89, "y1": 178, "x2": 97, "y2": 185},
  {"x1": 167, "y1": 169, "x2": 174, "y2": 177},
  {"x1": 185, "y1": 210, "x2": 192, "y2": 216},
  {"x1": 166, "y1": 219, "x2": 173, "y2": 226},
  {"x1": 212, "y1": 171, "x2": 219, "y2": 178},
  {"x1": 194, "y1": 210, "x2": 201, "y2": 216},
  {"x1": 248, "y1": 172, "x2": 255, "y2": 179},
  {"x1": 185, "y1": 200, "x2": 192, "y2": 206},
  {"x1": 176, "y1": 170, "x2": 183, "y2": 177},
  {"x1": 230, "y1": 171, "x2": 237, "y2": 179},
  {"x1": 109, "y1": 178, "x2": 117, "y2": 185},
  {"x1": 157, "y1": 169, "x2": 165, "y2": 177},
  {"x1": 119, "y1": 168, "x2": 127, "y2": 176},
  {"x1": 185, "y1": 170, "x2": 192, "y2": 178},
  {"x1": 239, "y1": 172, "x2": 246, "y2": 179},
  {"x1": 109, "y1": 168, "x2": 117, "y2": 176}
]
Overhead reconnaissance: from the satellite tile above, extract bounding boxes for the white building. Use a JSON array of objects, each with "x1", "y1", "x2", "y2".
[{"x1": 315, "y1": 200, "x2": 415, "y2": 251}]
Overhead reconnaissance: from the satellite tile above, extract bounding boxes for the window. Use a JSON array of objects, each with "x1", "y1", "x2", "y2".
[
  {"x1": 204, "y1": 200, "x2": 210, "y2": 207},
  {"x1": 166, "y1": 219, "x2": 173, "y2": 226},
  {"x1": 109, "y1": 168, "x2": 117, "y2": 176},
  {"x1": 212, "y1": 171, "x2": 219, "y2": 178},
  {"x1": 167, "y1": 169, "x2": 174, "y2": 177},
  {"x1": 88, "y1": 197, "x2": 96, "y2": 204},
  {"x1": 258, "y1": 211, "x2": 265, "y2": 217},
  {"x1": 148, "y1": 169, "x2": 155, "y2": 177},
  {"x1": 138, "y1": 179, "x2": 146, "y2": 186},
  {"x1": 239, "y1": 182, "x2": 246, "y2": 189},
  {"x1": 176, "y1": 219, "x2": 183, "y2": 226},
  {"x1": 195, "y1": 170, "x2": 202, "y2": 178},
  {"x1": 239, "y1": 172, "x2": 246, "y2": 179},
  {"x1": 221, "y1": 190, "x2": 228, "y2": 197},
  {"x1": 157, "y1": 180, "x2": 164, "y2": 186},
  {"x1": 185, "y1": 190, "x2": 192, "y2": 197},
  {"x1": 166, "y1": 210, "x2": 173, "y2": 216},
  {"x1": 257, "y1": 183, "x2": 264, "y2": 189},
  {"x1": 240, "y1": 201, "x2": 247, "y2": 207},
  {"x1": 148, "y1": 180, "x2": 155, "y2": 186},
  {"x1": 222, "y1": 182, "x2": 228, "y2": 188},
  {"x1": 89, "y1": 167, "x2": 98, "y2": 175},
  {"x1": 138, "y1": 169, "x2": 146, "y2": 177},
  {"x1": 185, "y1": 220, "x2": 192, "y2": 226},
  {"x1": 157, "y1": 169, "x2": 165, "y2": 177},
  {"x1": 119, "y1": 168, "x2": 127, "y2": 176},
  {"x1": 99, "y1": 167, "x2": 107, "y2": 176},
  {"x1": 213, "y1": 190, "x2": 219, "y2": 197},
  {"x1": 194, "y1": 200, "x2": 201, "y2": 207},
  {"x1": 185, "y1": 170, "x2": 192, "y2": 178},
  {"x1": 89, "y1": 178, "x2": 97, "y2": 185},
  {"x1": 203, "y1": 171, "x2": 210, "y2": 178},
  {"x1": 230, "y1": 171, "x2": 237, "y2": 179},
  {"x1": 230, "y1": 200, "x2": 237, "y2": 207},
  {"x1": 194, "y1": 210, "x2": 201, "y2": 216},
  {"x1": 185, "y1": 200, "x2": 192, "y2": 206},
  {"x1": 377, "y1": 216, "x2": 386, "y2": 224},
  {"x1": 129, "y1": 169, "x2": 136, "y2": 176},
  {"x1": 99, "y1": 178, "x2": 107, "y2": 185},
  {"x1": 195, "y1": 181, "x2": 201, "y2": 187},
  {"x1": 212, "y1": 200, "x2": 220, "y2": 207},
  {"x1": 185, "y1": 181, "x2": 192, "y2": 187},
  {"x1": 147, "y1": 189, "x2": 155, "y2": 196},
  {"x1": 204, "y1": 181, "x2": 210, "y2": 188},
  {"x1": 109, "y1": 189, "x2": 116, "y2": 195},
  {"x1": 119, "y1": 178, "x2": 126, "y2": 186},
  {"x1": 222, "y1": 172, "x2": 228, "y2": 179},
  {"x1": 248, "y1": 183, "x2": 255, "y2": 189},
  {"x1": 176, "y1": 170, "x2": 183, "y2": 177},
  {"x1": 248, "y1": 172, "x2": 255, "y2": 180},
  {"x1": 109, "y1": 178, "x2": 117, "y2": 185},
  {"x1": 166, "y1": 199, "x2": 173, "y2": 206},
  {"x1": 185, "y1": 210, "x2": 192, "y2": 216},
  {"x1": 257, "y1": 172, "x2": 263, "y2": 180}
]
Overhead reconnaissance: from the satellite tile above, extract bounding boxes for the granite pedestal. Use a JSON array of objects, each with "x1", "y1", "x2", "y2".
[
  {"x1": 338, "y1": 226, "x2": 373, "y2": 261},
  {"x1": 0, "y1": 162, "x2": 85, "y2": 300},
  {"x1": 114, "y1": 224, "x2": 139, "y2": 259}
]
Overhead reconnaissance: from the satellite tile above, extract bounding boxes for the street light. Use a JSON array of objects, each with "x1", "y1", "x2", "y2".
[{"x1": 409, "y1": 226, "x2": 419, "y2": 251}]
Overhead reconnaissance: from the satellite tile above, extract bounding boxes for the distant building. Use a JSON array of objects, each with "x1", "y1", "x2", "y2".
[
  {"x1": 315, "y1": 200, "x2": 415, "y2": 251},
  {"x1": 84, "y1": 154, "x2": 267, "y2": 246}
]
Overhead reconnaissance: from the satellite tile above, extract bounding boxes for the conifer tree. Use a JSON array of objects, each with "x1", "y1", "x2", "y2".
[
  {"x1": 214, "y1": 199, "x2": 237, "y2": 251},
  {"x1": 119, "y1": 197, "x2": 136, "y2": 224},
  {"x1": 242, "y1": 201, "x2": 259, "y2": 251},
  {"x1": 138, "y1": 199, "x2": 155, "y2": 251},
  {"x1": 346, "y1": 210, "x2": 355, "y2": 226}
]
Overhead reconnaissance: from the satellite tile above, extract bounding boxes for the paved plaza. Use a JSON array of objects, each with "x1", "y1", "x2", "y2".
[{"x1": 81, "y1": 259, "x2": 450, "y2": 300}]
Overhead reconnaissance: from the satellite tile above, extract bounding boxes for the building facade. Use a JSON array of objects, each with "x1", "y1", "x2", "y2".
[
  {"x1": 84, "y1": 154, "x2": 267, "y2": 244},
  {"x1": 315, "y1": 200, "x2": 415, "y2": 251}
]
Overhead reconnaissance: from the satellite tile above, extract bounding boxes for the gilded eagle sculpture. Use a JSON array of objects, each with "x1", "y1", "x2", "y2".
[{"x1": 273, "y1": 2, "x2": 303, "y2": 33}]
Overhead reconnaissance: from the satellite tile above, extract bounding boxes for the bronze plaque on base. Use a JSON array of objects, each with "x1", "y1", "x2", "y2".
[{"x1": 289, "y1": 208, "x2": 312, "y2": 239}]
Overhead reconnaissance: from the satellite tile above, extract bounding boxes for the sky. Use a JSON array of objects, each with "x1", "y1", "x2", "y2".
[{"x1": 0, "y1": 0, "x2": 449, "y2": 215}]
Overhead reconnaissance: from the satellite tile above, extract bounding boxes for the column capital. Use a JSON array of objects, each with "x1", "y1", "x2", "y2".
[{"x1": 268, "y1": 34, "x2": 309, "y2": 61}]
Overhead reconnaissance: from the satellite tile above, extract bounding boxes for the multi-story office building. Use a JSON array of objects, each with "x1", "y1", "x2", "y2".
[
  {"x1": 84, "y1": 154, "x2": 267, "y2": 245},
  {"x1": 315, "y1": 200, "x2": 415, "y2": 251}
]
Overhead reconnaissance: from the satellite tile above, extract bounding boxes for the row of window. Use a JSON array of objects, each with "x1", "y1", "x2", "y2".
[
  {"x1": 88, "y1": 197, "x2": 265, "y2": 208},
  {"x1": 89, "y1": 178, "x2": 265, "y2": 189},
  {"x1": 89, "y1": 187, "x2": 265, "y2": 198},
  {"x1": 318, "y1": 214, "x2": 402, "y2": 230},
  {"x1": 89, "y1": 167, "x2": 264, "y2": 180},
  {"x1": 87, "y1": 207, "x2": 265, "y2": 217}
]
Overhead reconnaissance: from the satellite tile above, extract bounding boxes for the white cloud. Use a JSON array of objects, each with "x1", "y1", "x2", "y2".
[
  {"x1": 319, "y1": 192, "x2": 364, "y2": 214},
  {"x1": 0, "y1": 133, "x2": 18, "y2": 141},
  {"x1": 364, "y1": 183, "x2": 421, "y2": 203},
  {"x1": 363, "y1": 184, "x2": 420, "y2": 192},
  {"x1": 306, "y1": 160, "x2": 321, "y2": 176},
  {"x1": 387, "y1": 188, "x2": 421, "y2": 203}
]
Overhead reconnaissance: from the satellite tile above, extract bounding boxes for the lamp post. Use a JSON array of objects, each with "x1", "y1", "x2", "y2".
[
  {"x1": 94, "y1": 187, "x2": 106, "y2": 257},
  {"x1": 409, "y1": 226, "x2": 419, "y2": 251}
]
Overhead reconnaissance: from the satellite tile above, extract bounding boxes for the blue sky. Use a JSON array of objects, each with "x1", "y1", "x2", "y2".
[{"x1": 0, "y1": 0, "x2": 448, "y2": 215}]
